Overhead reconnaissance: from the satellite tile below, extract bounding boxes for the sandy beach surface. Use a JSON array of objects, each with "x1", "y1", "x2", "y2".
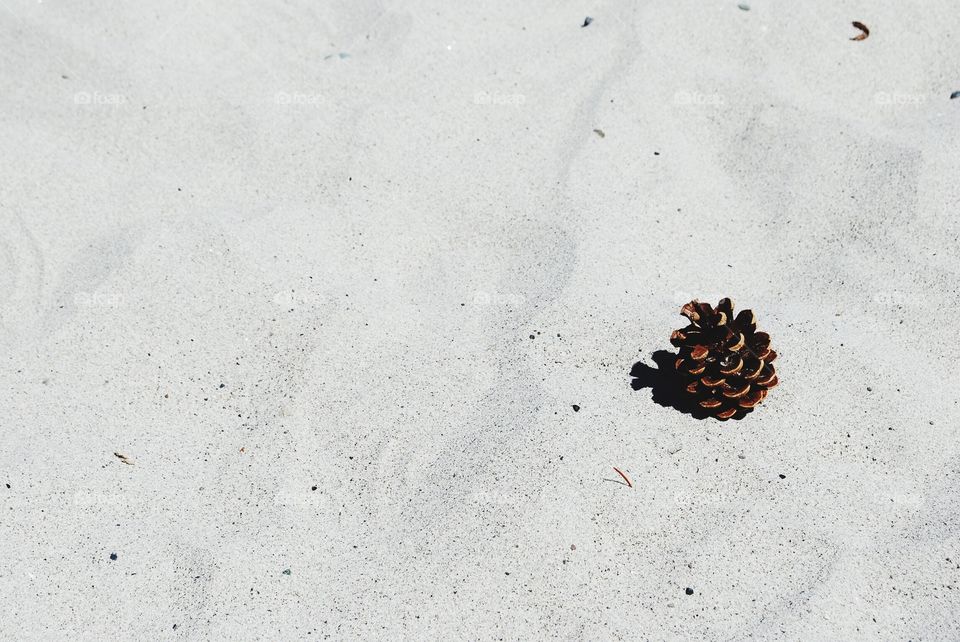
[{"x1": 2, "y1": 0, "x2": 959, "y2": 639}]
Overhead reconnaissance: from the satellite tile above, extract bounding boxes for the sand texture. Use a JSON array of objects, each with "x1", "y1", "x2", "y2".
[{"x1": 2, "y1": 1, "x2": 959, "y2": 639}]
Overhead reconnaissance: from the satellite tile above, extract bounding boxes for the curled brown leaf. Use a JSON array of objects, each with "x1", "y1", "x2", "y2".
[{"x1": 850, "y1": 21, "x2": 869, "y2": 41}]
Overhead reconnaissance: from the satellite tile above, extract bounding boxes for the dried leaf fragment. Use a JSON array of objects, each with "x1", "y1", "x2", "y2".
[{"x1": 850, "y1": 21, "x2": 869, "y2": 41}]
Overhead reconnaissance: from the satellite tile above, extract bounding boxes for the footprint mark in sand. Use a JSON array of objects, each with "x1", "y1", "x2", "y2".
[{"x1": 0, "y1": 215, "x2": 45, "y2": 340}]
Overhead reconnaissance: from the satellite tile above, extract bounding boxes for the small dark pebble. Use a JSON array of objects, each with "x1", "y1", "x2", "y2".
[
  {"x1": 929, "y1": 421, "x2": 934, "y2": 425},
  {"x1": 311, "y1": 485, "x2": 317, "y2": 491},
  {"x1": 778, "y1": 474, "x2": 786, "y2": 479},
  {"x1": 738, "y1": 3, "x2": 750, "y2": 10},
  {"x1": 581, "y1": 16, "x2": 593, "y2": 27},
  {"x1": 219, "y1": 383, "x2": 225, "y2": 389},
  {"x1": 572, "y1": 404, "x2": 580, "y2": 412},
  {"x1": 109, "y1": 553, "x2": 118, "y2": 561},
  {"x1": 867, "y1": 386, "x2": 872, "y2": 391},
  {"x1": 173, "y1": 624, "x2": 178, "y2": 630},
  {"x1": 950, "y1": 91, "x2": 960, "y2": 100},
  {"x1": 282, "y1": 568, "x2": 292, "y2": 575},
  {"x1": 685, "y1": 587, "x2": 694, "y2": 595},
  {"x1": 5, "y1": 483, "x2": 9, "y2": 489}
]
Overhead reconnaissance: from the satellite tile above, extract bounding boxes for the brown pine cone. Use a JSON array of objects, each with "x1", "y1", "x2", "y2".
[{"x1": 670, "y1": 298, "x2": 778, "y2": 420}]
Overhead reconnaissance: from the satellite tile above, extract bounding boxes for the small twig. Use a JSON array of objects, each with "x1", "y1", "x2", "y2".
[
  {"x1": 114, "y1": 452, "x2": 134, "y2": 465},
  {"x1": 612, "y1": 467, "x2": 632, "y2": 488}
]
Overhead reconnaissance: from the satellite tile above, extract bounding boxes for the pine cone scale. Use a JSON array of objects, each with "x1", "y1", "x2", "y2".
[{"x1": 719, "y1": 355, "x2": 743, "y2": 375}]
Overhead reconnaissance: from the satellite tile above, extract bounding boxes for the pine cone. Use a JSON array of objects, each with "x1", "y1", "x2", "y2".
[{"x1": 669, "y1": 298, "x2": 778, "y2": 420}]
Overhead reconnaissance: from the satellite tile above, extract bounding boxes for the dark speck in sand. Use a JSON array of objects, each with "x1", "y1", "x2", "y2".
[
  {"x1": 582, "y1": 16, "x2": 593, "y2": 27},
  {"x1": 738, "y1": 3, "x2": 750, "y2": 10},
  {"x1": 951, "y1": 91, "x2": 960, "y2": 100},
  {"x1": 685, "y1": 587, "x2": 694, "y2": 595},
  {"x1": 572, "y1": 405, "x2": 581, "y2": 412},
  {"x1": 593, "y1": 128, "x2": 605, "y2": 138},
  {"x1": 778, "y1": 474, "x2": 786, "y2": 479},
  {"x1": 282, "y1": 569, "x2": 292, "y2": 575},
  {"x1": 109, "y1": 553, "x2": 118, "y2": 561}
]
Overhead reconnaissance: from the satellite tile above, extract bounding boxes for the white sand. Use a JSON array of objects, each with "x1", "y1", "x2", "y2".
[{"x1": 2, "y1": 1, "x2": 959, "y2": 639}]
